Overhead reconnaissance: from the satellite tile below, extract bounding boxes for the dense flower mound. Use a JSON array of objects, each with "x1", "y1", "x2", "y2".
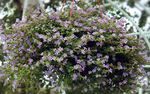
[{"x1": 0, "y1": 8, "x2": 147, "y2": 94}]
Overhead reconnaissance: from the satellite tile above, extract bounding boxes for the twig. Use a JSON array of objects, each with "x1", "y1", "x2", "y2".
[
  {"x1": 97, "y1": 0, "x2": 103, "y2": 16},
  {"x1": 127, "y1": 32, "x2": 150, "y2": 36}
]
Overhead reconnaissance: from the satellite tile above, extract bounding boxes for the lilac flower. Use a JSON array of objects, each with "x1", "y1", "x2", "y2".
[
  {"x1": 123, "y1": 72, "x2": 128, "y2": 77},
  {"x1": 28, "y1": 58, "x2": 33, "y2": 64},
  {"x1": 114, "y1": 75, "x2": 118, "y2": 78},
  {"x1": 109, "y1": 68, "x2": 113, "y2": 73},
  {"x1": 102, "y1": 81, "x2": 106, "y2": 86},
  {"x1": 63, "y1": 21, "x2": 71, "y2": 28},
  {"x1": 87, "y1": 55, "x2": 92, "y2": 59},
  {"x1": 129, "y1": 71, "x2": 133, "y2": 75},
  {"x1": 96, "y1": 42, "x2": 103, "y2": 46},
  {"x1": 0, "y1": 34, "x2": 6, "y2": 42},
  {"x1": 108, "y1": 79, "x2": 112, "y2": 84},
  {"x1": 104, "y1": 55, "x2": 109, "y2": 60},
  {"x1": 0, "y1": 25, "x2": 3, "y2": 30},
  {"x1": 101, "y1": 60, "x2": 105, "y2": 64},
  {"x1": 91, "y1": 20, "x2": 97, "y2": 26},
  {"x1": 99, "y1": 29, "x2": 106, "y2": 33},
  {"x1": 74, "y1": 21, "x2": 83, "y2": 27},
  {"x1": 26, "y1": 37, "x2": 31, "y2": 45},
  {"x1": 119, "y1": 34, "x2": 123, "y2": 37},
  {"x1": 18, "y1": 46, "x2": 24, "y2": 51},
  {"x1": 124, "y1": 45, "x2": 130, "y2": 49},
  {"x1": 147, "y1": 72, "x2": 150, "y2": 76},
  {"x1": 116, "y1": 18, "x2": 126, "y2": 28},
  {"x1": 92, "y1": 32, "x2": 99, "y2": 35},
  {"x1": 103, "y1": 63, "x2": 109, "y2": 68},
  {"x1": 83, "y1": 26, "x2": 91, "y2": 31},
  {"x1": 119, "y1": 82, "x2": 123, "y2": 86},
  {"x1": 98, "y1": 18, "x2": 108, "y2": 24},
  {"x1": 121, "y1": 39, "x2": 128, "y2": 44},
  {"x1": 81, "y1": 49, "x2": 86, "y2": 54},
  {"x1": 92, "y1": 68, "x2": 97, "y2": 73},
  {"x1": 109, "y1": 29, "x2": 115, "y2": 32},
  {"x1": 72, "y1": 73, "x2": 78, "y2": 80},
  {"x1": 37, "y1": 42, "x2": 42, "y2": 48},
  {"x1": 45, "y1": 69, "x2": 53, "y2": 76},
  {"x1": 78, "y1": 9, "x2": 86, "y2": 15},
  {"x1": 54, "y1": 50, "x2": 59, "y2": 55},
  {"x1": 35, "y1": 33, "x2": 47, "y2": 42},
  {"x1": 88, "y1": 71, "x2": 92, "y2": 74},
  {"x1": 56, "y1": 19, "x2": 63, "y2": 24},
  {"x1": 117, "y1": 62, "x2": 123, "y2": 70},
  {"x1": 97, "y1": 53, "x2": 102, "y2": 58},
  {"x1": 118, "y1": 65, "x2": 123, "y2": 70},
  {"x1": 111, "y1": 16, "x2": 116, "y2": 20},
  {"x1": 74, "y1": 64, "x2": 82, "y2": 70},
  {"x1": 0, "y1": 25, "x2": 4, "y2": 33},
  {"x1": 130, "y1": 74, "x2": 136, "y2": 78},
  {"x1": 49, "y1": 13, "x2": 60, "y2": 20},
  {"x1": 52, "y1": 28, "x2": 58, "y2": 32},
  {"x1": 20, "y1": 32, "x2": 25, "y2": 36},
  {"x1": 58, "y1": 47, "x2": 63, "y2": 52},
  {"x1": 47, "y1": 56, "x2": 53, "y2": 61},
  {"x1": 62, "y1": 53, "x2": 67, "y2": 58},
  {"x1": 122, "y1": 79, "x2": 127, "y2": 84},
  {"x1": 77, "y1": 61, "x2": 85, "y2": 69},
  {"x1": 57, "y1": 57, "x2": 63, "y2": 62},
  {"x1": 0, "y1": 71, "x2": 5, "y2": 77},
  {"x1": 92, "y1": 26, "x2": 97, "y2": 30},
  {"x1": 76, "y1": 60, "x2": 81, "y2": 64},
  {"x1": 86, "y1": 7, "x2": 96, "y2": 12},
  {"x1": 69, "y1": 50, "x2": 73, "y2": 54}
]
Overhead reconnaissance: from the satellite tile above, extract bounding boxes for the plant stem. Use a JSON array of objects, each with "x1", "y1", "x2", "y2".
[
  {"x1": 70, "y1": 0, "x2": 74, "y2": 17},
  {"x1": 127, "y1": 32, "x2": 150, "y2": 36},
  {"x1": 22, "y1": 0, "x2": 29, "y2": 20}
]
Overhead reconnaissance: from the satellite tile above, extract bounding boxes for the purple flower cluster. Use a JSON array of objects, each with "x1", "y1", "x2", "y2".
[{"x1": 0, "y1": 8, "x2": 147, "y2": 94}]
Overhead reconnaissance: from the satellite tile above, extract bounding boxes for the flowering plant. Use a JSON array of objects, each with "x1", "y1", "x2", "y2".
[{"x1": 0, "y1": 8, "x2": 147, "y2": 94}]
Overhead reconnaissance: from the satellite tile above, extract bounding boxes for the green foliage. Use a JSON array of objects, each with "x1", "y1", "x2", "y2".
[{"x1": 0, "y1": 7, "x2": 148, "y2": 94}]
